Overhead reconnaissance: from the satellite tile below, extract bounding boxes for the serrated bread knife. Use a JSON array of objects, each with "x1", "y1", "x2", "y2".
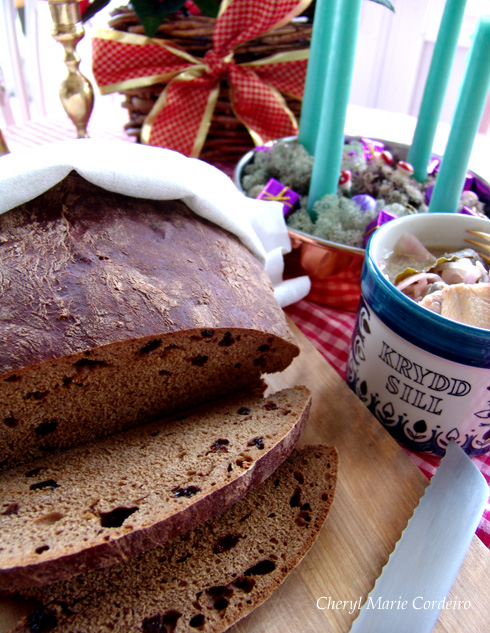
[{"x1": 349, "y1": 440, "x2": 488, "y2": 633}]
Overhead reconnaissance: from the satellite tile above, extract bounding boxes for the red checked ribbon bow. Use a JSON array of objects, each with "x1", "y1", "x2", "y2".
[{"x1": 92, "y1": 0, "x2": 312, "y2": 156}]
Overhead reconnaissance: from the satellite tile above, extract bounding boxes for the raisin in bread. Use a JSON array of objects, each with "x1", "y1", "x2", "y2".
[
  {"x1": 0, "y1": 387, "x2": 311, "y2": 591},
  {"x1": 0, "y1": 172, "x2": 299, "y2": 471},
  {"x1": 10, "y1": 444, "x2": 338, "y2": 633}
]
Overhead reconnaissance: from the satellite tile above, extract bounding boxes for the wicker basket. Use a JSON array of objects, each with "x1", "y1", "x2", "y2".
[{"x1": 107, "y1": 6, "x2": 313, "y2": 164}]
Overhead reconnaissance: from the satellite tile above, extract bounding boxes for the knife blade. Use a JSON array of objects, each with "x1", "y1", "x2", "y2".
[{"x1": 349, "y1": 439, "x2": 488, "y2": 633}]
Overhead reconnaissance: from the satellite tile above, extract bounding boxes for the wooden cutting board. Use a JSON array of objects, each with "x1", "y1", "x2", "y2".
[
  {"x1": 1, "y1": 321, "x2": 489, "y2": 632},
  {"x1": 231, "y1": 321, "x2": 490, "y2": 633}
]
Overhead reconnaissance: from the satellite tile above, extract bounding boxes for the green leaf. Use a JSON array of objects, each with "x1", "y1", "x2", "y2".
[
  {"x1": 131, "y1": 0, "x2": 187, "y2": 37},
  {"x1": 193, "y1": 0, "x2": 220, "y2": 17},
  {"x1": 140, "y1": 14, "x2": 167, "y2": 37},
  {"x1": 368, "y1": 0, "x2": 395, "y2": 10}
]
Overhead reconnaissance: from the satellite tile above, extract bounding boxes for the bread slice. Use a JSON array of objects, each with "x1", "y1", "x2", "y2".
[
  {"x1": 0, "y1": 172, "x2": 299, "y2": 471},
  {"x1": 0, "y1": 387, "x2": 311, "y2": 591},
  {"x1": 10, "y1": 444, "x2": 338, "y2": 633}
]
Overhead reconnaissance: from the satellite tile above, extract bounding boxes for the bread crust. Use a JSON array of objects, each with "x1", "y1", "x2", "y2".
[
  {"x1": 0, "y1": 172, "x2": 296, "y2": 373},
  {"x1": 0, "y1": 173, "x2": 299, "y2": 470}
]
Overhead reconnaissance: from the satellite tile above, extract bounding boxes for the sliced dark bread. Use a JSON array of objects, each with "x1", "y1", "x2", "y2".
[
  {"x1": 10, "y1": 444, "x2": 338, "y2": 633},
  {"x1": 0, "y1": 172, "x2": 299, "y2": 471},
  {"x1": 0, "y1": 387, "x2": 311, "y2": 591}
]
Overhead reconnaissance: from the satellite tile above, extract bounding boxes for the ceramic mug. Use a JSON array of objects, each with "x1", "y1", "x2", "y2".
[{"x1": 346, "y1": 212, "x2": 490, "y2": 456}]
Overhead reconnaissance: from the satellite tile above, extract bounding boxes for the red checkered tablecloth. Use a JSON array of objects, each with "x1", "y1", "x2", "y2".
[
  {"x1": 3, "y1": 118, "x2": 490, "y2": 549},
  {"x1": 286, "y1": 298, "x2": 490, "y2": 549}
]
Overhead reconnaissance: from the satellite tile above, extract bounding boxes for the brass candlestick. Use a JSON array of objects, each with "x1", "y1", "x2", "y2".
[
  {"x1": 0, "y1": 130, "x2": 10, "y2": 157},
  {"x1": 48, "y1": 0, "x2": 94, "y2": 138}
]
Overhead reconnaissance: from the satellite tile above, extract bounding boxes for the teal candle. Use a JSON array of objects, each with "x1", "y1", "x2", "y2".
[
  {"x1": 428, "y1": 16, "x2": 490, "y2": 213},
  {"x1": 307, "y1": 0, "x2": 363, "y2": 217},
  {"x1": 408, "y1": 0, "x2": 468, "y2": 182},
  {"x1": 298, "y1": 0, "x2": 340, "y2": 156}
]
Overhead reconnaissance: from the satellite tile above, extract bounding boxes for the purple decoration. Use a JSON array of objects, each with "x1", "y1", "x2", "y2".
[
  {"x1": 425, "y1": 184, "x2": 434, "y2": 204},
  {"x1": 464, "y1": 172, "x2": 475, "y2": 190},
  {"x1": 363, "y1": 209, "x2": 398, "y2": 248},
  {"x1": 362, "y1": 137, "x2": 385, "y2": 161},
  {"x1": 352, "y1": 194, "x2": 377, "y2": 214},
  {"x1": 459, "y1": 205, "x2": 486, "y2": 218},
  {"x1": 427, "y1": 157, "x2": 441, "y2": 176},
  {"x1": 254, "y1": 144, "x2": 273, "y2": 154},
  {"x1": 472, "y1": 175, "x2": 490, "y2": 204},
  {"x1": 257, "y1": 178, "x2": 300, "y2": 217}
]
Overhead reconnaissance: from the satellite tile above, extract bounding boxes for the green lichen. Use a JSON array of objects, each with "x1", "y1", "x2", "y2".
[
  {"x1": 240, "y1": 138, "x2": 485, "y2": 247},
  {"x1": 340, "y1": 140, "x2": 367, "y2": 173},
  {"x1": 286, "y1": 208, "x2": 315, "y2": 234},
  {"x1": 313, "y1": 195, "x2": 378, "y2": 248},
  {"x1": 242, "y1": 141, "x2": 314, "y2": 196}
]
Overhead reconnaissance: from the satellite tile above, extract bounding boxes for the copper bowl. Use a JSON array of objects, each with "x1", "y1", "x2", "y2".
[{"x1": 234, "y1": 136, "x2": 490, "y2": 312}]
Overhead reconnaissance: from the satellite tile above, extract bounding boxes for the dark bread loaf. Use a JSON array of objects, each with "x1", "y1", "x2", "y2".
[
  {"x1": 0, "y1": 386, "x2": 311, "y2": 591},
  {"x1": 0, "y1": 172, "x2": 299, "y2": 471},
  {"x1": 10, "y1": 444, "x2": 338, "y2": 633}
]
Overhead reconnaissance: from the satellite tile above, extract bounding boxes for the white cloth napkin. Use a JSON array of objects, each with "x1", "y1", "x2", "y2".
[{"x1": 0, "y1": 139, "x2": 310, "y2": 307}]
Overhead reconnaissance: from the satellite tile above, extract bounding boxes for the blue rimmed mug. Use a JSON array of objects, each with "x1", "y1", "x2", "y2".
[{"x1": 347, "y1": 212, "x2": 490, "y2": 456}]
